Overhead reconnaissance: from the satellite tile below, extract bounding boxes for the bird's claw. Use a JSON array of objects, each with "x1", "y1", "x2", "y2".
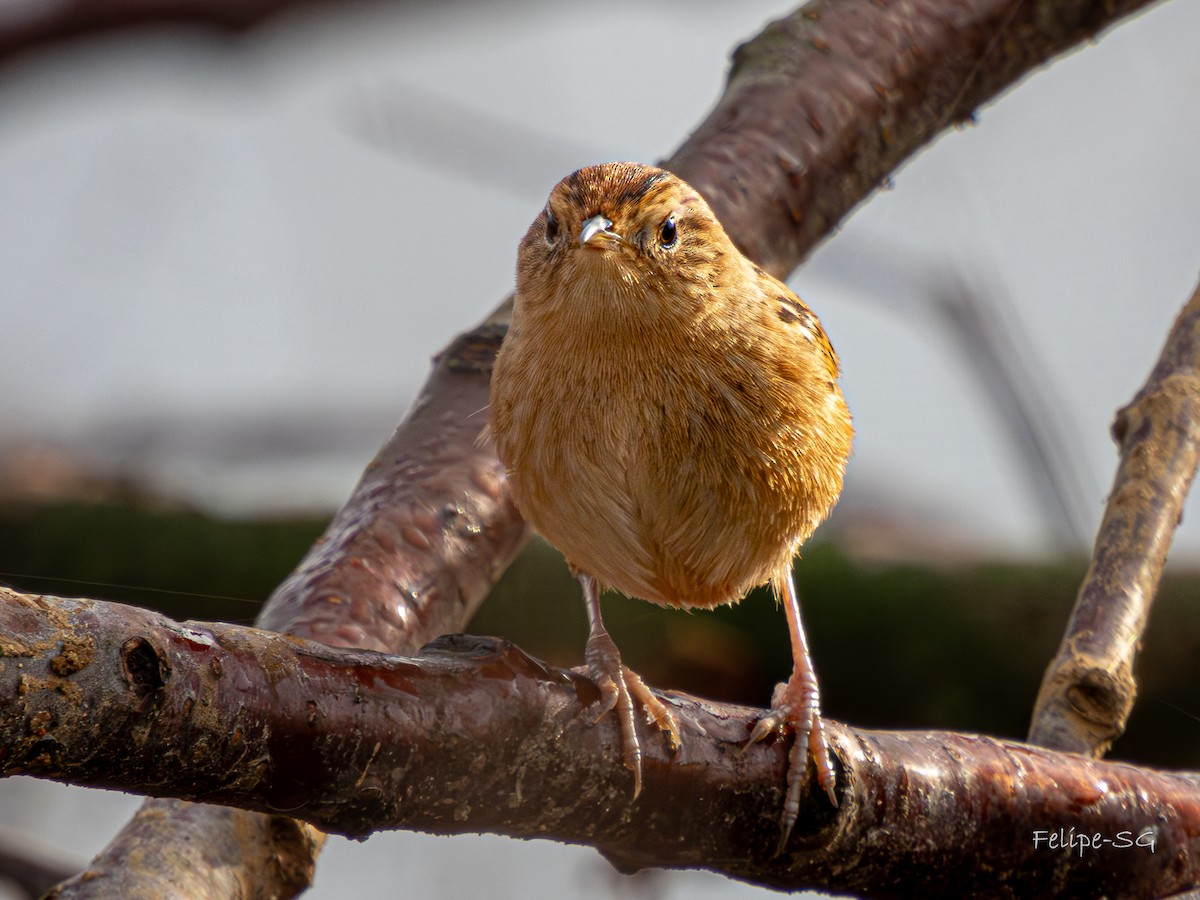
[
  {"x1": 748, "y1": 673, "x2": 838, "y2": 854},
  {"x1": 585, "y1": 632, "x2": 681, "y2": 798}
]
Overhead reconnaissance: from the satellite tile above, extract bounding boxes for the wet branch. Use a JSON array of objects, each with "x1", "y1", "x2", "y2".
[
  {"x1": 5, "y1": 587, "x2": 1200, "y2": 898},
  {"x1": 48, "y1": 325, "x2": 527, "y2": 899},
  {"x1": 667, "y1": 0, "x2": 1165, "y2": 276}
]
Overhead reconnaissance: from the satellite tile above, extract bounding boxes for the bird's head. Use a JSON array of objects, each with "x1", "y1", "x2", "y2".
[{"x1": 515, "y1": 162, "x2": 740, "y2": 325}]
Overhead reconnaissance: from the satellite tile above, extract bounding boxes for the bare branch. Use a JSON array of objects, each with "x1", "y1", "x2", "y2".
[
  {"x1": 49, "y1": 802, "x2": 319, "y2": 900},
  {"x1": 1030, "y1": 274, "x2": 1200, "y2": 754},
  {"x1": 0, "y1": 826, "x2": 76, "y2": 899},
  {"x1": 5, "y1": 587, "x2": 1200, "y2": 897},
  {"x1": 667, "y1": 0, "x2": 1165, "y2": 276},
  {"x1": 256, "y1": 324, "x2": 526, "y2": 652},
  {"x1": 49, "y1": 325, "x2": 524, "y2": 898},
  {"x1": 0, "y1": 0, "x2": 376, "y2": 67}
]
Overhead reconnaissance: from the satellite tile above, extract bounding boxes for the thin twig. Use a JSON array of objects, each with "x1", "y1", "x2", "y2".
[{"x1": 1030, "y1": 274, "x2": 1200, "y2": 753}]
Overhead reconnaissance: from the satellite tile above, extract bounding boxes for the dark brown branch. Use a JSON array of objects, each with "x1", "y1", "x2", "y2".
[
  {"x1": 0, "y1": 0, "x2": 378, "y2": 67},
  {"x1": 49, "y1": 324, "x2": 525, "y2": 898},
  {"x1": 667, "y1": 0, "x2": 1164, "y2": 277},
  {"x1": 49, "y1": 802, "x2": 320, "y2": 899},
  {"x1": 1030, "y1": 275, "x2": 1200, "y2": 754},
  {"x1": 0, "y1": 827, "x2": 76, "y2": 899},
  {"x1": 5, "y1": 588, "x2": 1200, "y2": 897},
  {"x1": 256, "y1": 323, "x2": 526, "y2": 652}
]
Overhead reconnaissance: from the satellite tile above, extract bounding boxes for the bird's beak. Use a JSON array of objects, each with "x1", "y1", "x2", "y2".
[{"x1": 579, "y1": 214, "x2": 625, "y2": 250}]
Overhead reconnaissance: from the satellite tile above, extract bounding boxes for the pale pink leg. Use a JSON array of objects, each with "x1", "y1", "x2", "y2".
[
  {"x1": 580, "y1": 573, "x2": 681, "y2": 796},
  {"x1": 748, "y1": 571, "x2": 837, "y2": 850}
]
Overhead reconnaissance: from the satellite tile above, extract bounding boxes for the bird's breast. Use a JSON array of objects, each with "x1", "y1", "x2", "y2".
[{"x1": 490, "y1": 303, "x2": 849, "y2": 610}]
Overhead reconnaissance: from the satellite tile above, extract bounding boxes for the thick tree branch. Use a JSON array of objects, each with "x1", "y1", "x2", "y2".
[
  {"x1": 48, "y1": 801, "x2": 321, "y2": 900},
  {"x1": 0, "y1": 826, "x2": 75, "y2": 899},
  {"x1": 48, "y1": 325, "x2": 524, "y2": 898},
  {"x1": 256, "y1": 323, "x2": 525, "y2": 652},
  {"x1": 4, "y1": 587, "x2": 1199, "y2": 898},
  {"x1": 1030, "y1": 275, "x2": 1200, "y2": 754},
  {"x1": 667, "y1": 0, "x2": 1164, "y2": 276},
  {"x1": 0, "y1": 0, "x2": 388, "y2": 67}
]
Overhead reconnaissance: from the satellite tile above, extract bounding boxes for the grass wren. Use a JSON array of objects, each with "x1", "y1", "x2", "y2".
[{"x1": 489, "y1": 162, "x2": 853, "y2": 844}]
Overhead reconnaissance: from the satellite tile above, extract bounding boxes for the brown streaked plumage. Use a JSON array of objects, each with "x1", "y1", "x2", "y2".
[{"x1": 489, "y1": 162, "x2": 853, "y2": 847}]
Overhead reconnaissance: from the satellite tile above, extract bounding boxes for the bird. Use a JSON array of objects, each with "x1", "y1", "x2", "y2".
[{"x1": 488, "y1": 161, "x2": 853, "y2": 846}]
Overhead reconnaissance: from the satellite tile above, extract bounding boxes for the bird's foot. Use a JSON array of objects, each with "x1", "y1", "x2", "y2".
[
  {"x1": 748, "y1": 670, "x2": 837, "y2": 853},
  {"x1": 585, "y1": 629, "x2": 681, "y2": 797}
]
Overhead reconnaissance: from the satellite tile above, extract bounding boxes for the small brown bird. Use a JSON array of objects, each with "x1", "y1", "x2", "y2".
[{"x1": 489, "y1": 162, "x2": 852, "y2": 843}]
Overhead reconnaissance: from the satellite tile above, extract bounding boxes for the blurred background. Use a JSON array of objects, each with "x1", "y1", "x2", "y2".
[{"x1": 2, "y1": 0, "x2": 1199, "y2": 897}]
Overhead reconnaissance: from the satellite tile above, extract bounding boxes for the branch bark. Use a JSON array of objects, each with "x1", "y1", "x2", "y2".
[
  {"x1": 47, "y1": 325, "x2": 525, "y2": 898},
  {"x1": 666, "y1": 0, "x2": 1165, "y2": 276},
  {"x1": 4, "y1": 587, "x2": 1198, "y2": 898},
  {"x1": 0, "y1": 0, "x2": 370, "y2": 67},
  {"x1": 0, "y1": 826, "x2": 75, "y2": 899},
  {"x1": 255, "y1": 324, "x2": 524, "y2": 653},
  {"x1": 1030, "y1": 275, "x2": 1200, "y2": 753}
]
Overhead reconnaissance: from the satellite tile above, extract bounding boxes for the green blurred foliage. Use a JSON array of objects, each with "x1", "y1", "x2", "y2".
[
  {"x1": 0, "y1": 501, "x2": 324, "y2": 625},
  {"x1": 479, "y1": 538, "x2": 1200, "y2": 770},
  {"x1": 3, "y1": 501, "x2": 1199, "y2": 770}
]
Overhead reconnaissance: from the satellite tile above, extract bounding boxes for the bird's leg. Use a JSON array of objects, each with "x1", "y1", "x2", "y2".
[
  {"x1": 748, "y1": 570, "x2": 837, "y2": 851},
  {"x1": 580, "y1": 573, "x2": 681, "y2": 797}
]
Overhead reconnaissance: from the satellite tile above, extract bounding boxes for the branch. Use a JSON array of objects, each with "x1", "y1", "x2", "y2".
[
  {"x1": 47, "y1": 326, "x2": 525, "y2": 898},
  {"x1": 1030, "y1": 274, "x2": 1200, "y2": 753},
  {"x1": 0, "y1": 826, "x2": 76, "y2": 899},
  {"x1": 667, "y1": 0, "x2": 1164, "y2": 276},
  {"x1": 4, "y1": 587, "x2": 1199, "y2": 897},
  {"x1": 256, "y1": 324, "x2": 525, "y2": 652},
  {"x1": 0, "y1": 0, "x2": 364, "y2": 67}
]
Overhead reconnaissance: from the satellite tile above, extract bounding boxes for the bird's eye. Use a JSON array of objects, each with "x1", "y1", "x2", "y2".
[
  {"x1": 658, "y1": 215, "x2": 677, "y2": 248},
  {"x1": 544, "y1": 209, "x2": 559, "y2": 244}
]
